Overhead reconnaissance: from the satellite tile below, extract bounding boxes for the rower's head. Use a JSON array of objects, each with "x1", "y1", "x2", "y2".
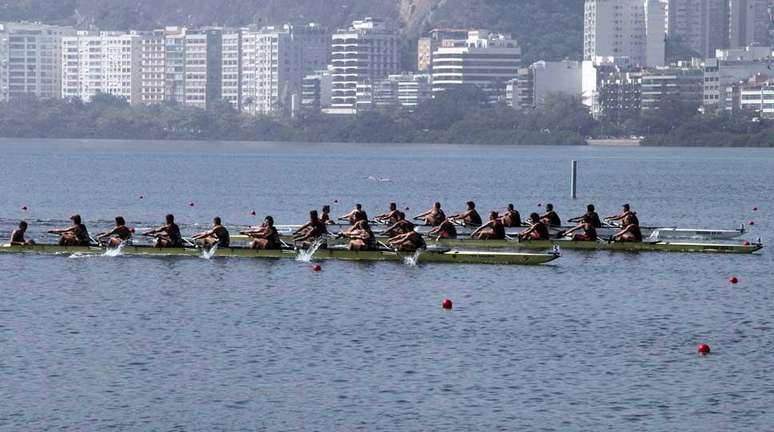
[
  {"x1": 213, "y1": 216, "x2": 222, "y2": 226},
  {"x1": 356, "y1": 204, "x2": 362, "y2": 210},
  {"x1": 507, "y1": 203, "x2": 514, "y2": 211},
  {"x1": 467, "y1": 201, "x2": 475, "y2": 209},
  {"x1": 622, "y1": 203, "x2": 631, "y2": 211},
  {"x1": 264, "y1": 216, "x2": 274, "y2": 226},
  {"x1": 309, "y1": 210, "x2": 319, "y2": 221},
  {"x1": 389, "y1": 202, "x2": 397, "y2": 210},
  {"x1": 322, "y1": 205, "x2": 330, "y2": 213},
  {"x1": 529, "y1": 212, "x2": 541, "y2": 223},
  {"x1": 165, "y1": 214, "x2": 175, "y2": 224},
  {"x1": 587, "y1": 204, "x2": 595, "y2": 212},
  {"x1": 115, "y1": 216, "x2": 126, "y2": 226},
  {"x1": 546, "y1": 203, "x2": 554, "y2": 211},
  {"x1": 397, "y1": 211, "x2": 405, "y2": 221},
  {"x1": 490, "y1": 211, "x2": 499, "y2": 221},
  {"x1": 18, "y1": 221, "x2": 27, "y2": 230},
  {"x1": 434, "y1": 202, "x2": 441, "y2": 209},
  {"x1": 70, "y1": 214, "x2": 82, "y2": 224}
]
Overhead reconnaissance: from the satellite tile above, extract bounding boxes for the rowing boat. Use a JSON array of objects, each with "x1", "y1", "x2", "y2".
[
  {"x1": 0, "y1": 243, "x2": 560, "y2": 265},
  {"x1": 272, "y1": 224, "x2": 746, "y2": 241}
]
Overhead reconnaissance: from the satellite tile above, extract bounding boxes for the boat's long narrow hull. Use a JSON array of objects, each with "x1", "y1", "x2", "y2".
[
  {"x1": 420, "y1": 238, "x2": 762, "y2": 253},
  {"x1": 0, "y1": 244, "x2": 559, "y2": 265}
]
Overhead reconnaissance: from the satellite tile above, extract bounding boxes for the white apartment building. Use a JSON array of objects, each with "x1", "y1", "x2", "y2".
[
  {"x1": 729, "y1": 0, "x2": 769, "y2": 48},
  {"x1": 394, "y1": 73, "x2": 431, "y2": 108},
  {"x1": 0, "y1": 22, "x2": 74, "y2": 102},
  {"x1": 241, "y1": 24, "x2": 328, "y2": 115},
  {"x1": 667, "y1": 0, "x2": 728, "y2": 59},
  {"x1": 702, "y1": 57, "x2": 771, "y2": 110},
  {"x1": 584, "y1": 0, "x2": 647, "y2": 65},
  {"x1": 531, "y1": 60, "x2": 583, "y2": 106},
  {"x1": 330, "y1": 18, "x2": 401, "y2": 112},
  {"x1": 139, "y1": 30, "x2": 166, "y2": 104},
  {"x1": 739, "y1": 78, "x2": 774, "y2": 117},
  {"x1": 184, "y1": 29, "x2": 222, "y2": 110},
  {"x1": 163, "y1": 27, "x2": 187, "y2": 104},
  {"x1": 431, "y1": 30, "x2": 521, "y2": 100},
  {"x1": 222, "y1": 29, "x2": 243, "y2": 110},
  {"x1": 645, "y1": 0, "x2": 668, "y2": 66},
  {"x1": 61, "y1": 31, "x2": 141, "y2": 104}
]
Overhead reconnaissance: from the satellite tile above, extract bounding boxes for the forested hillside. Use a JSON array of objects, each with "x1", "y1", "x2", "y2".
[{"x1": 0, "y1": 0, "x2": 583, "y2": 63}]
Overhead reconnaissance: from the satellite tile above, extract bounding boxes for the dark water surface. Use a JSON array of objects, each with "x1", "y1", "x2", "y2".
[{"x1": 0, "y1": 139, "x2": 773, "y2": 431}]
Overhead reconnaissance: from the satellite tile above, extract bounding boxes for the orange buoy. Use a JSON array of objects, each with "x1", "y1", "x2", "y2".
[
  {"x1": 312, "y1": 264, "x2": 322, "y2": 272},
  {"x1": 442, "y1": 298, "x2": 453, "y2": 310},
  {"x1": 697, "y1": 343, "x2": 711, "y2": 355},
  {"x1": 729, "y1": 276, "x2": 739, "y2": 284}
]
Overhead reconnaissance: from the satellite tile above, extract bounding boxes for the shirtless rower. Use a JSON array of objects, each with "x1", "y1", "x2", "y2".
[
  {"x1": 241, "y1": 216, "x2": 282, "y2": 249},
  {"x1": 540, "y1": 203, "x2": 562, "y2": 227},
  {"x1": 569, "y1": 204, "x2": 602, "y2": 228},
  {"x1": 383, "y1": 212, "x2": 415, "y2": 237},
  {"x1": 428, "y1": 218, "x2": 458, "y2": 239},
  {"x1": 144, "y1": 214, "x2": 184, "y2": 248},
  {"x1": 471, "y1": 211, "x2": 506, "y2": 240},
  {"x1": 388, "y1": 229, "x2": 426, "y2": 252},
  {"x1": 48, "y1": 214, "x2": 91, "y2": 246},
  {"x1": 339, "y1": 218, "x2": 377, "y2": 251},
  {"x1": 414, "y1": 202, "x2": 446, "y2": 226},
  {"x1": 613, "y1": 218, "x2": 643, "y2": 242},
  {"x1": 10, "y1": 221, "x2": 35, "y2": 245},
  {"x1": 562, "y1": 215, "x2": 598, "y2": 241},
  {"x1": 96, "y1": 216, "x2": 133, "y2": 247},
  {"x1": 192, "y1": 217, "x2": 230, "y2": 248},
  {"x1": 606, "y1": 203, "x2": 639, "y2": 226},
  {"x1": 519, "y1": 213, "x2": 551, "y2": 241},
  {"x1": 449, "y1": 201, "x2": 482, "y2": 227},
  {"x1": 374, "y1": 202, "x2": 400, "y2": 224},
  {"x1": 294, "y1": 210, "x2": 329, "y2": 244},
  {"x1": 500, "y1": 204, "x2": 522, "y2": 228},
  {"x1": 320, "y1": 205, "x2": 334, "y2": 225},
  {"x1": 339, "y1": 204, "x2": 364, "y2": 225}
]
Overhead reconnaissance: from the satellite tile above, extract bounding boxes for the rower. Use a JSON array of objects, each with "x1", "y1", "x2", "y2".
[
  {"x1": 414, "y1": 202, "x2": 446, "y2": 226},
  {"x1": 388, "y1": 229, "x2": 426, "y2": 252},
  {"x1": 540, "y1": 203, "x2": 562, "y2": 227},
  {"x1": 606, "y1": 203, "x2": 639, "y2": 226},
  {"x1": 449, "y1": 201, "x2": 482, "y2": 226},
  {"x1": 293, "y1": 210, "x2": 329, "y2": 243},
  {"x1": 144, "y1": 214, "x2": 184, "y2": 248},
  {"x1": 569, "y1": 204, "x2": 602, "y2": 228},
  {"x1": 383, "y1": 211, "x2": 415, "y2": 237},
  {"x1": 500, "y1": 204, "x2": 522, "y2": 228},
  {"x1": 192, "y1": 217, "x2": 230, "y2": 248},
  {"x1": 339, "y1": 218, "x2": 377, "y2": 251},
  {"x1": 321, "y1": 205, "x2": 334, "y2": 225},
  {"x1": 338, "y1": 204, "x2": 364, "y2": 225},
  {"x1": 10, "y1": 221, "x2": 35, "y2": 245},
  {"x1": 374, "y1": 202, "x2": 400, "y2": 224},
  {"x1": 48, "y1": 214, "x2": 90, "y2": 246},
  {"x1": 519, "y1": 213, "x2": 550, "y2": 240},
  {"x1": 96, "y1": 216, "x2": 132, "y2": 247},
  {"x1": 470, "y1": 211, "x2": 506, "y2": 240},
  {"x1": 562, "y1": 215, "x2": 598, "y2": 241},
  {"x1": 613, "y1": 218, "x2": 643, "y2": 242},
  {"x1": 241, "y1": 216, "x2": 282, "y2": 250},
  {"x1": 428, "y1": 218, "x2": 458, "y2": 239}
]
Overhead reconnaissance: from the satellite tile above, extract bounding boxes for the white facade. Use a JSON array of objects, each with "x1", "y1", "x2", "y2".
[
  {"x1": 222, "y1": 29, "x2": 243, "y2": 110},
  {"x1": 729, "y1": 0, "x2": 769, "y2": 48},
  {"x1": 163, "y1": 27, "x2": 187, "y2": 104},
  {"x1": 431, "y1": 30, "x2": 521, "y2": 100},
  {"x1": 667, "y1": 0, "x2": 728, "y2": 58},
  {"x1": 242, "y1": 24, "x2": 328, "y2": 115},
  {"x1": 739, "y1": 81, "x2": 774, "y2": 117},
  {"x1": 715, "y1": 45, "x2": 773, "y2": 61},
  {"x1": 584, "y1": 0, "x2": 647, "y2": 65},
  {"x1": 330, "y1": 18, "x2": 401, "y2": 111},
  {"x1": 703, "y1": 57, "x2": 772, "y2": 109},
  {"x1": 645, "y1": 0, "x2": 668, "y2": 66},
  {"x1": 0, "y1": 22, "x2": 74, "y2": 102},
  {"x1": 531, "y1": 60, "x2": 583, "y2": 106},
  {"x1": 61, "y1": 31, "x2": 141, "y2": 104},
  {"x1": 184, "y1": 29, "x2": 222, "y2": 109},
  {"x1": 139, "y1": 31, "x2": 166, "y2": 104}
]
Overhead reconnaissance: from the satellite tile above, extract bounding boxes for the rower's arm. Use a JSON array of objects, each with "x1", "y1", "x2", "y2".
[
  {"x1": 292, "y1": 222, "x2": 311, "y2": 235},
  {"x1": 413, "y1": 209, "x2": 431, "y2": 219},
  {"x1": 470, "y1": 221, "x2": 493, "y2": 237},
  {"x1": 563, "y1": 225, "x2": 582, "y2": 235}
]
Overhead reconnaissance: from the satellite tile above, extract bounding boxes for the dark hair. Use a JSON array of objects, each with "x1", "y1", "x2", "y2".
[
  {"x1": 166, "y1": 214, "x2": 174, "y2": 223},
  {"x1": 115, "y1": 216, "x2": 126, "y2": 226},
  {"x1": 623, "y1": 203, "x2": 630, "y2": 210},
  {"x1": 397, "y1": 211, "x2": 405, "y2": 220},
  {"x1": 322, "y1": 205, "x2": 330, "y2": 212},
  {"x1": 587, "y1": 204, "x2": 595, "y2": 212},
  {"x1": 356, "y1": 203, "x2": 362, "y2": 210},
  {"x1": 310, "y1": 210, "x2": 319, "y2": 221},
  {"x1": 546, "y1": 203, "x2": 553, "y2": 210},
  {"x1": 507, "y1": 203, "x2": 514, "y2": 210},
  {"x1": 490, "y1": 211, "x2": 498, "y2": 220},
  {"x1": 434, "y1": 202, "x2": 441, "y2": 208},
  {"x1": 265, "y1": 216, "x2": 274, "y2": 225},
  {"x1": 19, "y1": 220, "x2": 27, "y2": 228},
  {"x1": 530, "y1": 212, "x2": 540, "y2": 222},
  {"x1": 70, "y1": 214, "x2": 82, "y2": 224},
  {"x1": 467, "y1": 201, "x2": 475, "y2": 208},
  {"x1": 213, "y1": 216, "x2": 222, "y2": 225},
  {"x1": 389, "y1": 202, "x2": 396, "y2": 210}
]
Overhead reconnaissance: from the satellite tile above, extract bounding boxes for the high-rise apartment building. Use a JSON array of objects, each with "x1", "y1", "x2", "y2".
[
  {"x1": 139, "y1": 30, "x2": 166, "y2": 104},
  {"x1": 61, "y1": 31, "x2": 141, "y2": 103},
  {"x1": 417, "y1": 28, "x2": 469, "y2": 72},
  {"x1": 584, "y1": 0, "x2": 648, "y2": 65},
  {"x1": 0, "y1": 22, "x2": 74, "y2": 102},
  {"x1": 729, "y1": 0, "x2": 769, "y2": 48},
  {"x1": 330, "y1": 18, "x2": 401, "y2": 112},
  {"x1": 163, "y1": 27, "x2": 187, "y2": 104},
  {"x1": 241, "y1": 23, "x2": 328, "y2": 115},
  {"x1": 645, "y1": 0, "x2": 668, "y2": 66},
  {"x1": 667, "y1": 0, "x2": 728, "y2": 58},
  {"x1": 431, "y1": 30, "x2": 521, "y2": 100},
  {"x1": 222, "y1": 29, "x2": 243, "y2": 110},
  {"x1": 184, "y1": 29, "x2": 222, "y2": 109}
]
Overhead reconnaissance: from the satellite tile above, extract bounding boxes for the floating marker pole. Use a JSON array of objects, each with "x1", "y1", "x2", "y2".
[{"x1": 571, "y1": 160, "x2": 577, "y2": 199}]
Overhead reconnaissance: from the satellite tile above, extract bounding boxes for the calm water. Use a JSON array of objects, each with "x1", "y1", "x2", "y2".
[{"x1": 0, "y1": 138, "x2": 773, "y2": 431}]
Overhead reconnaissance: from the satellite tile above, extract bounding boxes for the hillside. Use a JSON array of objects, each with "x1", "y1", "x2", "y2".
[{"x1": 0, "y1": 0, "x2": 583, "y2": 64}]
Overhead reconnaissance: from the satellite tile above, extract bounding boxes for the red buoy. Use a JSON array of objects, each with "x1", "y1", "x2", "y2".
[
  {"x1": 753, "y1": 207, "x2": 758, "y2": 211},
  {"x1": 333, "y1": 199, "x2": 338, "y2": 203},
  {"x1": 441, "y1": 298, "x2": 453, "y2": 310},
  {"x1": 697, "y1": 343, "x2": 711, "y2": 355},
  {"x1": 405, "y1": 207, "x2": 410, "y2": 211},
  {"x1": 21, "y1": 206, "x2": 27, "y2": 211},
  {"x1": 729, "y1": 276, "x2": 739, "y2": 284},
  {"x1": 139, "y1": 195, "x2": 144, "y2": 200},
  {"x1": 537, "y1": 203, "x2": 543, "y2": 207},
  {"x1": 749, "y1": 220, "x2": 755, "y2": 225},
  {"x1": 312, "y1": 264, "x2": 322, "y2": 272},
  {"x1": 189, "y1": 202, "x2": 195, "y2": 207},
  {"x1": 250, "y1": 210, "x2": 256, "y2": 216}
]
